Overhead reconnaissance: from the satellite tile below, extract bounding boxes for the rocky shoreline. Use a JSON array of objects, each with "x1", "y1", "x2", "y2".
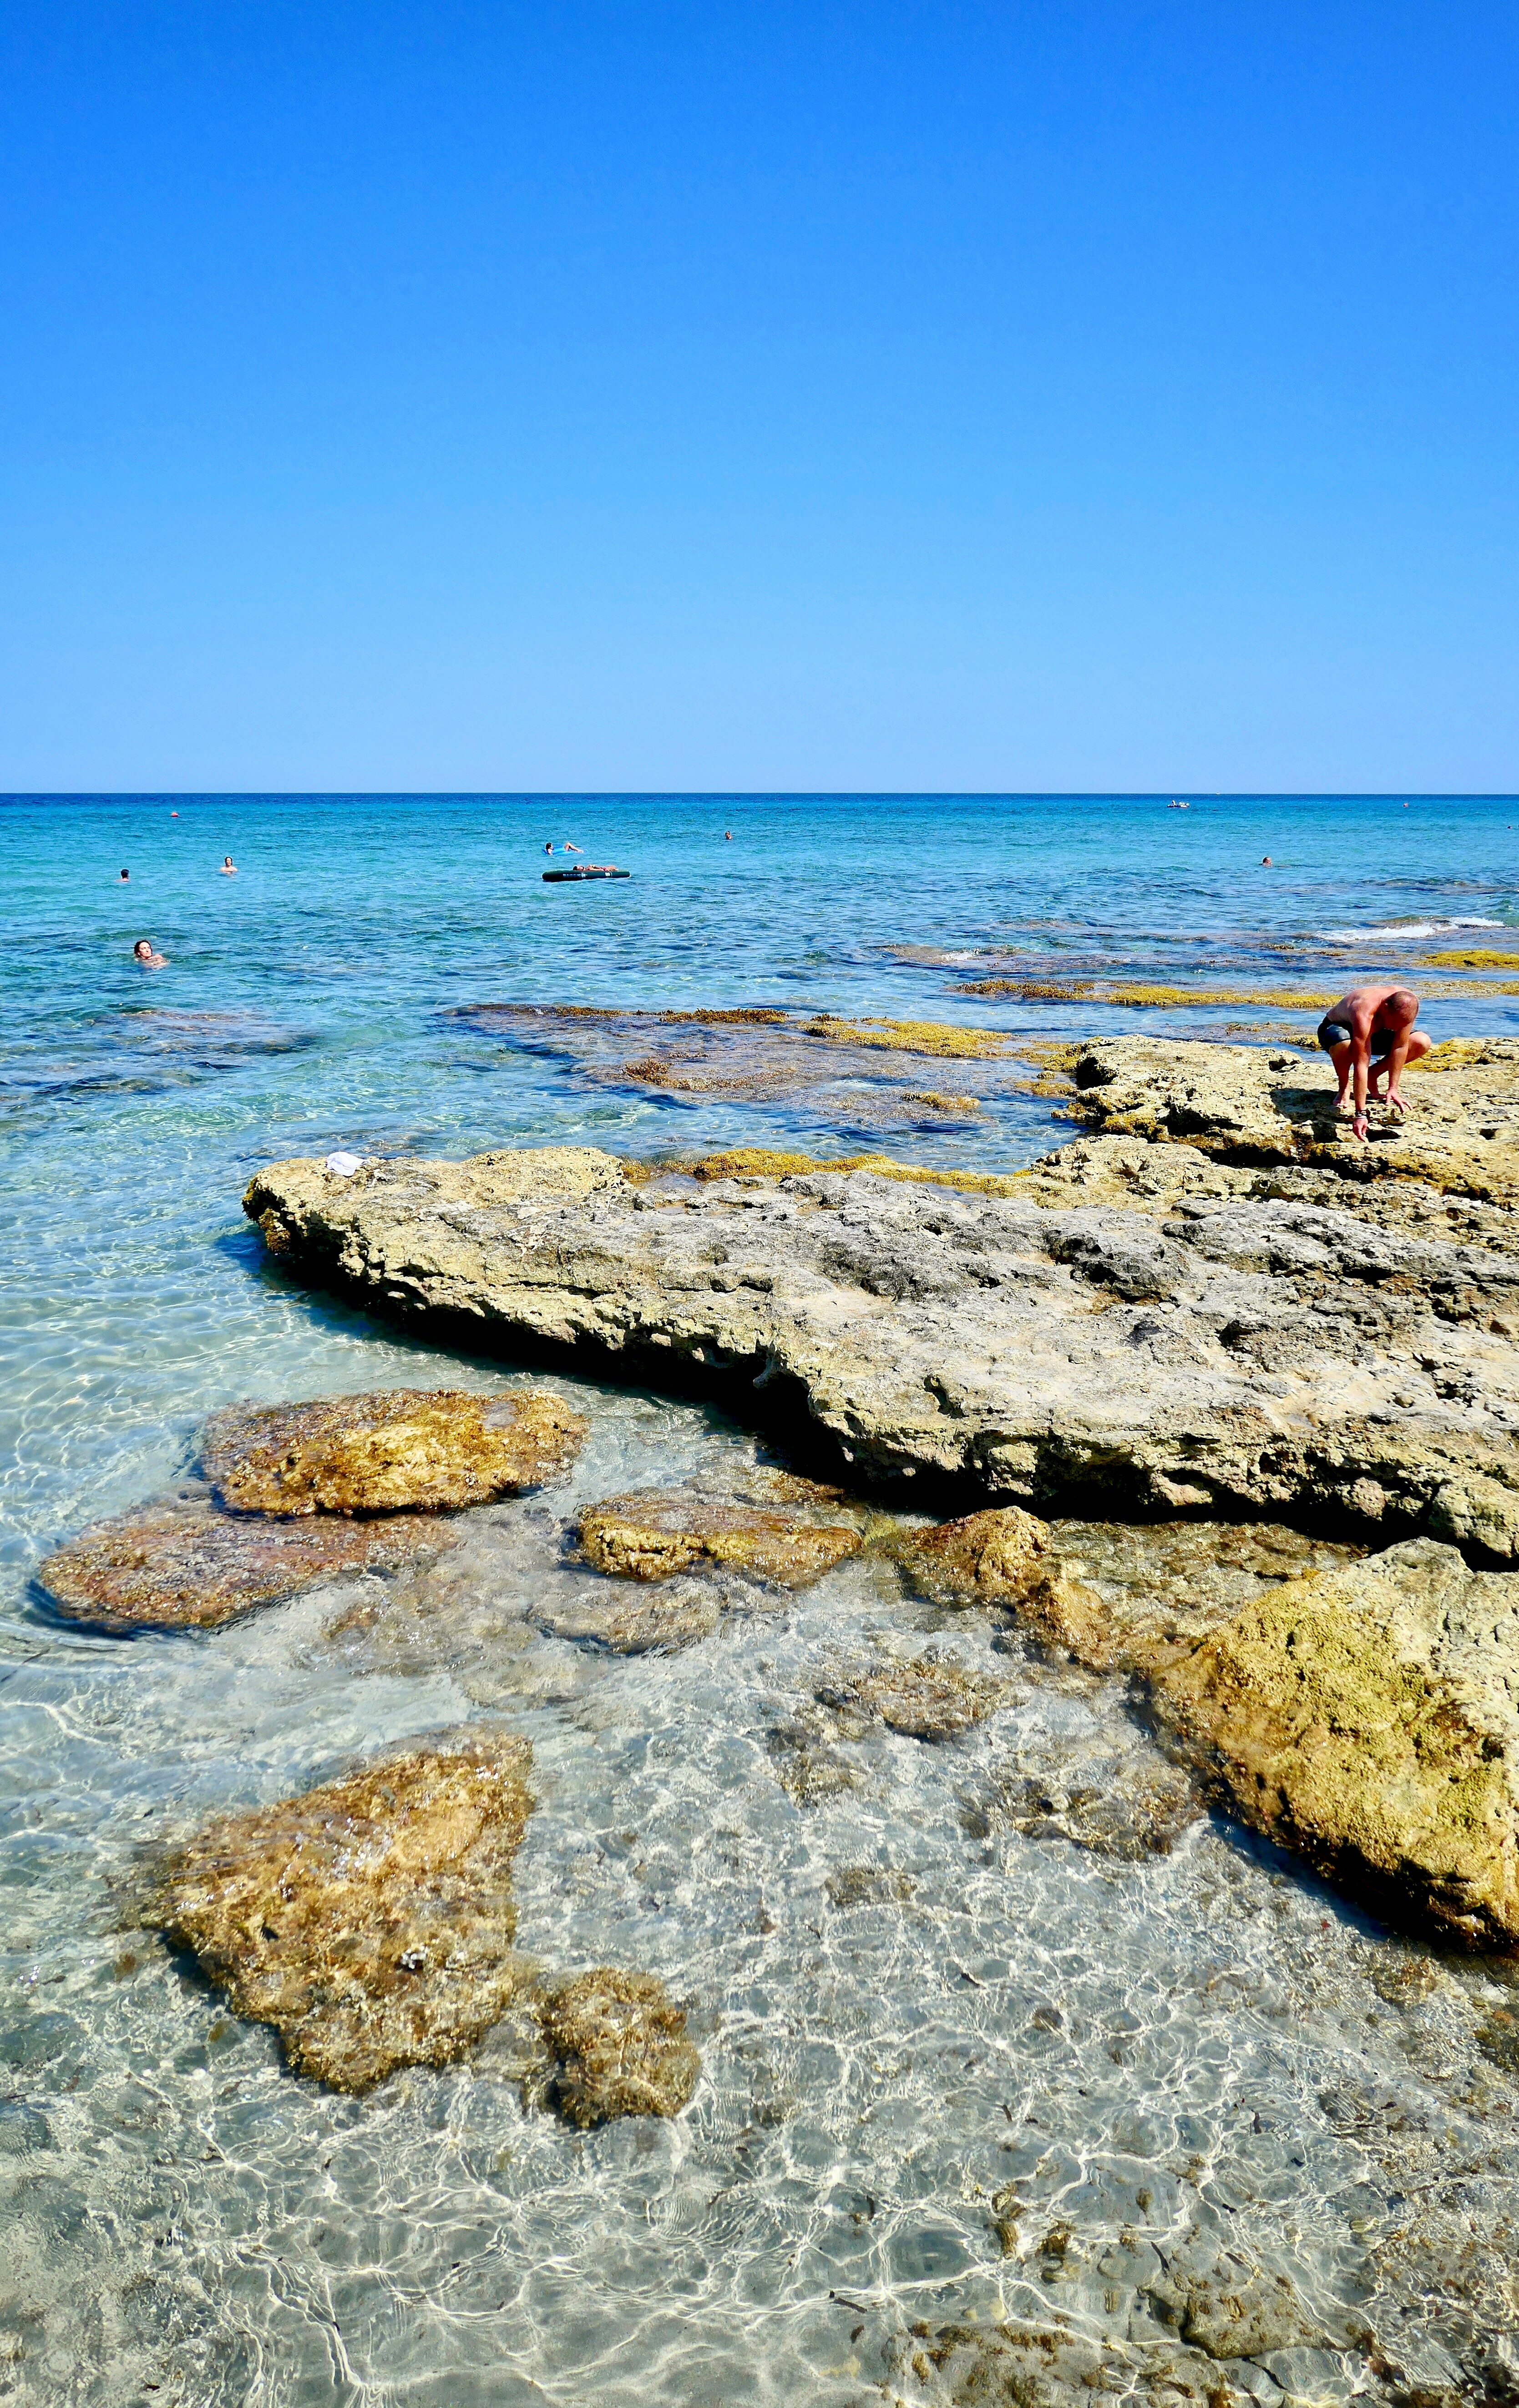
[
  {"x1": 25, "y1": 1034, "x2": 1519, "y2": 2397},
  {"x1": 243, "y1": 1039, "x2": 1519, "y2": 1556}
]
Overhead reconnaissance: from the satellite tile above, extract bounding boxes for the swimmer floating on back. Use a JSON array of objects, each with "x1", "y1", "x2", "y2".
[
  {"x1": 132, "y1": 938, "x2": 167, "y2": 967},
  {"x1": 1316, "y1": 985, "x2": 1431, "y2": 1141}
]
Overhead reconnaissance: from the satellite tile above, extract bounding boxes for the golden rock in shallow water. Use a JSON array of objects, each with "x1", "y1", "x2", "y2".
[
  {"x1": 35, "y1": 1492, "x2": 454, "y2": 1631},
  {"x1": 145, "y1": 1733, "x2": 536, "y2": 2091},
  {"x1": 895, "y1": 1504, "x2": 1118, "y2": 1665},
  {"x1": 202, "y1": 1386, "x2": 586, "y2": 1516},
  {"x1": 577, "y1": 1490, "x2": 861, "y2": 1586},
  {"x1": 1151, "y1": 1537, "x2": 1519, "y2": 1948},
  {"x1": 538, "y1": 1967, "x2": 700, "y2": 2126}
]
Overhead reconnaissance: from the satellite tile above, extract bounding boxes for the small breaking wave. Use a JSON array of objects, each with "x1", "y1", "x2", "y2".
[{"x1": 1319, "y1": 915, "x2": 1508, "y2": 942}]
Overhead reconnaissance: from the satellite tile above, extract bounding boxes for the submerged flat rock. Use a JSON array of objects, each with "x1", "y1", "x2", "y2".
[
  {"x1": 35, "y1": 1490, "x2": 455, "y2": 1631},
  {"x1": 203, "y1": 1385, "x2": 586, "y2": 1515},
  {"x1": 145, "y1": 1733, "x2": 536, "y2": 2090},
  {"x1": 538, "y1": 1968, "x2": 701, "y2": 2125},
  {"x1": 577, "y1": 1489, "x2": 862, "y2": 1585},
  {"x1": 245, "y1": 1135, "x2": 1519, "y2": 1549},
  {"x1": 1149, "y1": 1538, "x2": 1519, "y2": 1948},
  {"x1": 816, "y1": 1650, "x2": 1016, "y2": 1741}
]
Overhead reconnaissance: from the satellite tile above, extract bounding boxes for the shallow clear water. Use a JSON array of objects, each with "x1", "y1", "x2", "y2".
[{"x1": 4, "y1": 793, "x2": 1519, "y2": 2405}]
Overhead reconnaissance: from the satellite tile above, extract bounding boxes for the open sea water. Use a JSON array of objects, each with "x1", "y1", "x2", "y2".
[{"x1": 4, "y1": 792, "x2": 1519, "y2": 2406}]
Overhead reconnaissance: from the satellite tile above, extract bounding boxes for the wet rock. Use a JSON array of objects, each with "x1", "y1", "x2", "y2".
[
  {"x1": 537, "y1": 1968, "x2": 700, "y2": 2125},
  {"x1": 896, "y1": 1506, "x2": 1119, "y2": 1664},
  {"x1": 144, "y1": 1733, "x2": 536, "y2": 2092},
  {"x1": 34, "y1": 1491, "x2": 455, "y2": 1631},
  {"x1": 766, "y1": 1714, "x2": 864, "y2": 1805},
  {"x1": 825, "y1": 1866, "x2": 914, "y2": 1908},
  {"x1": 987, "y1": 1741, "x2": 1201, "y2": 1860},
  {"x1": 1149, "y1": 1537, "x2": 1519, "y2": 1947},
  {"x1": 245, "y1": 1139, "x2": 1519, "y2": 1551},
  {"x1": 532, "y1": 1580, "x2": 722, "y2": 1654},
  {"x1": 816, "y1": 1650, "x2": 1016, "y2": 1741},
  {"x1": 1145, "y1": 2244, "x2": 1329, "y2": 2359},
  {"x1": 577, "y1": 1490, "x2": 861, "y2": 1586},
  {"x1": 202, "y1": 1387, "x2": 585, "y2": 1516},
  {"x1": 891, "y1": 2317, "x2": 1237, "y2": 2405}
]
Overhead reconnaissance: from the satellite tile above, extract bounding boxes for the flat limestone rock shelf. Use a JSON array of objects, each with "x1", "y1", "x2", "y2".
[{"x1": 246, "y1": 1128, "x2": 1519, "y2": 1554}]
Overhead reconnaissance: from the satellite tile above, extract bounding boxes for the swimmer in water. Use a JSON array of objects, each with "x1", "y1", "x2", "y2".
[
  {"x1": 119, "y1": 868, "x2": 129, "y2": 881},
  {"x1": 220, "y1": 855, "x2": 237, "y2": 875},
  {"x1": 543, "y1": 842, "x2": 554, "y2": 854},
  {"x1": 132, "y1": 938, "x2": 167, "y2": 967}
]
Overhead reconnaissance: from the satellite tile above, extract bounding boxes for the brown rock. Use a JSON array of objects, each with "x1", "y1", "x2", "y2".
[
  {"x1": 537, "y1": 1967, "x2": 700, "y2": 2125},
  {"x1": 896, "y1": 1505, "x2": 1118, "y2": 1665},
  {"x1": 816, "y1": 1651, "x2": 1016, "y2": 1741},
  {"x1": 35, "y1": 1491, "x2": 453, "y2": 1632},
  {"x1": 577, "y1": 1490, "x2": 861, "y2": 1586},
  {"x1": 202, "y1": 1387, "x2": 586, "y2": 1516},
  {"x1": 1150, "y1": 1538, "x2": 1519, "y2": 1947},
  {"x1": 144, "y1": 1733, "x2": 536, "y2": 2091},
  {"x1": 533, "y1": 1582, "x2": 722, "y2": 1654}
]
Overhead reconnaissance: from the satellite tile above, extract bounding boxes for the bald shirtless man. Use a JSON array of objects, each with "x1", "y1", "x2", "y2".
[{"x1": 1316, "y1": 985, "x2": 1431, "y2": 1140}]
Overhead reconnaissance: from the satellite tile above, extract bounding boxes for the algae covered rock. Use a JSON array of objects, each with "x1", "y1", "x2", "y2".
[
  {"x1": 816, "y1": 1650, "x2": 1016, "y2": 1741},
  {"x1": 1150, "y1": 1538, "x2": 1519, "y2": 1947},
  {"x1": 35, "y1": 1491, "x2": 454, "y2": 1632},
  {"x1": 896, "y1": 1505, "x2": 1118, "y2": 1664},
  {"x1": 203, "y1": 1386, "x2": 586, "y2": 1516},
  {"x1": 145, "y1": 1732, "x2": 537, "y2": 2090},
  {"x1": 538, "y1": 1967, "x2": 700, "y2": 2125},
  {"x1": 577, "y1": 1490, "x2": 861, "y2": 1587}
]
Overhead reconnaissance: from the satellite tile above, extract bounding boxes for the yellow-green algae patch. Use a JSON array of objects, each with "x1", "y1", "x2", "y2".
[
  {"x1": 145, "y1": 1734, "x2": 538, "y2": 2092},
  {"x1": 682, "y1": 1146, "x2": 1025, "y2": 1196},
  {"x1": 801, "y1": 1014, "x2": 1016, "y2": 1058},
  {"x1": 1423, "y1": 950, "x2": 1519, "y2": 969},
  {"x1": 956, "y1": 977, "x2": 1342, "y2": 1009}
]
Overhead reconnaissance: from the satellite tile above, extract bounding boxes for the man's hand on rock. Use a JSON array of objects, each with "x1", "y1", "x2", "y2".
[{"x1": 1352, "y1": 1112, "x2": 1369, "y2": 1141}]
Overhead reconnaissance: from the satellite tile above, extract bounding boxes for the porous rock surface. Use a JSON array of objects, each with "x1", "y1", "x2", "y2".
[
  {"x1": 577, "y1": 1489, "x2": 861, "y2": 1585},
  {"x1": 35, "y1": 1490, "x2": 454, "y2": 1631},
  {"x1": 895, "y1": 1504, "x2": 1118, "y2": 1663},
  {"x1": 1147, "y1": 1537, "x2": 1519, "y2": 1949},
  {"x1": 815, "y1": 1650, "x2": 1015, "y2": 1741},
  {"x1": 537, "y1": 1967, "x2": 701, "y2": 2125},
  {"x1": 1028, "y1": 1033, "x2": 1519, "y2": 1230},
  {"x1": 245, "y1": 1126, "x2": 1519, "y2": 1552},
  {"x1": 203, "y1": 1384, "x2": 585, "y2": 1515},
  {"x1": 144, "y1": 1733, "x2": 536, "y2": 2090}
]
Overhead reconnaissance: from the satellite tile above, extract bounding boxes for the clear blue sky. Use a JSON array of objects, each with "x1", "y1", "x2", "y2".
[{"x1": 1, "y1": 2, "x2": 1514, "y2": 792}]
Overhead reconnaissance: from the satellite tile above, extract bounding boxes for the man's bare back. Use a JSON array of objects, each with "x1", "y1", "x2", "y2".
[{"x1": 1315, "y1": 984, "x2": 1431, "y2": 1138}]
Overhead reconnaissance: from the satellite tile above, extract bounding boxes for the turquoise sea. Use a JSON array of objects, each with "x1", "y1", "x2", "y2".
[{"x1": 4, "y1": 791, "x2": 1519, "y2": 2405}]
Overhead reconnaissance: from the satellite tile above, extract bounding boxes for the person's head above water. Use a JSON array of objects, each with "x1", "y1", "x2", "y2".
[
  {"x1": 119, "y1": 868, "x2": 129, "y2": 880},
  {"x1": 132, "y1": 938, "x2": 166, "y2": 966},
  {"x1": 133, "y1": 939, "x2": 152, "y2": 958}
]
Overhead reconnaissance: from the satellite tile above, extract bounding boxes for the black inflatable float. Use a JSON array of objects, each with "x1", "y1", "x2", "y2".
[{"x1": 542, "y1": 867, "x2": 632, "y2": 882}]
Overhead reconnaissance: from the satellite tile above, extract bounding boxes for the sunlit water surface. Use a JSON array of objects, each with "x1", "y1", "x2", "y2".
[{"x1": 4, "y1": 794, "x2": 1519, "y2": 2406}]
